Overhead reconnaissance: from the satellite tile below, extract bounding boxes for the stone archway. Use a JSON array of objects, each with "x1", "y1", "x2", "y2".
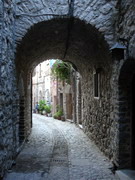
[
  {"x1": 15, "y1": 18, "x2": 109, "y2": 71},
  {"x1": 1, "y1": 16, "x2": 115, "y2": 177},
  {"x1": 118, "y1": 59, "x2": 135, "y2": 169},
  {"x1": 15, "y1": 17, "x2": 112, "y2": 155}
]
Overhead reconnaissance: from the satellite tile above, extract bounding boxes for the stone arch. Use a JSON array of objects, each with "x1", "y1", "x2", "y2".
[
  {"x1": 15, "y1": 18, "x2": 110, "y2": 73},
  {"x1": 15, "y1": 0, "x2": 117, "y2": 46},
  {"x1": 118, "y1": 59, "x2": 135, "y2": 169},
  {"x1": 14, "y1": 17, "x2": 114, "y2": 162}
]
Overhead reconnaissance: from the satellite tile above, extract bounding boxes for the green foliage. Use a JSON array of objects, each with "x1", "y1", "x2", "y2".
[
  {"x1": 39, "y1": 100, "x2": 51, "y2": 114},
  {"x1": 51, "y1": 60, "x2": 72, "y2": 84},
  {"x1": 39, "y1": 100, "x2": 46, "y2": 113},
  {"x1": 53, "y1": 105, "x2": 63, "y2": 119},
  {"x1": 44, "y1": 105, "x2": 51, "y2": 113}
]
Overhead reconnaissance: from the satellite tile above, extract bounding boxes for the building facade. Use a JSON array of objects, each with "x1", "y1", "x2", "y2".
[
  {"x1": 32, "y1": 60, "x2": 77, "y2": 122},
  {"x1": 32, "y1": 60, "x2": 52, "y2": 110}
]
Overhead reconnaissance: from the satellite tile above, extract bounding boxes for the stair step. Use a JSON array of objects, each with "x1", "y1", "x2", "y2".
[{"x1": 115, "y1": 169, "x2": 135, "y2": 180}]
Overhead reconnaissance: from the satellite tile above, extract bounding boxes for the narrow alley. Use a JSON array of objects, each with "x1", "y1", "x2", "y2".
[{"x1": 4, "y1": 114, "x2": 115, "y2": 180}]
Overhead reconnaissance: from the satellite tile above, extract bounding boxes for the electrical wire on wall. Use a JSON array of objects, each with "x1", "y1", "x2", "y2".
[{"x1": 63, "y1": 0, "x2": 75, "y2": 59}]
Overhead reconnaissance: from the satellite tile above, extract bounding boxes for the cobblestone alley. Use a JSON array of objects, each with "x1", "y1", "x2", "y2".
[{"x1": 4, "y1": 114, "x2": 116, "y2": 180}]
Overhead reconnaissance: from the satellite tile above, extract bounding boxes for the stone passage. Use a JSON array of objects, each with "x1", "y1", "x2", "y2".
[
  {"x1": 4, "y1": 114, "x2": 115, "y2": 180},
  {"x1": 1, "y1": 0, "x2": 135, "y2": 175}
]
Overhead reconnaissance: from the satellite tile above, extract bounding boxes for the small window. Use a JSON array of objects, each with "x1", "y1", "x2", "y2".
[{"x1": 94, "y1": 72, "x2": 100, "y2": 98}]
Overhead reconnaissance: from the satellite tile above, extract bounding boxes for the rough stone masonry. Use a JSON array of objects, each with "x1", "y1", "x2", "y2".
[{"x1": 0, "y1": 0, "x2": 135, "y2": 178}]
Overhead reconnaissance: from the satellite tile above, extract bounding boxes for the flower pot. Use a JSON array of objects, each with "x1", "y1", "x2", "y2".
[
  {"x1": 57, "y1": 116, "x2": 61, "y2": 120},
  {"x1": 61, "y1": 116, "x2": 65, "y2": 121}
]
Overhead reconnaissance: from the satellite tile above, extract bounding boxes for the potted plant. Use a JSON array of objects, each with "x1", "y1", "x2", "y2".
[
  {"x1": 38, "y1": 100, "x2": 46, "y2": 115},
  {"x1": 45, "y1": 105, "x2": 51, "y2": 116},
  {"x1": 53, "y1": 106, "x2": 63, "y2": 120}
]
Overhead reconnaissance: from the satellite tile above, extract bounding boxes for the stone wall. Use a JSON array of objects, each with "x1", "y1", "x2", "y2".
[
  {"x1": 14, "y1": 0, "x2": 117, "y2": 46},
  {"x1": 82, "y1": 58, "x2": 114, "y2": 157},
  {"x1": 81, "y1": 57, "x2": 130, "y2": 168},
  {"x1": 116, "y1": 0, "x2": 135, "y2": 59},
  {"x1": 25, "y1": 73, "x2": 32, "y2": 138},
  {"x1": 0, "y1": 0, "x2": 19, "y2": 178}
]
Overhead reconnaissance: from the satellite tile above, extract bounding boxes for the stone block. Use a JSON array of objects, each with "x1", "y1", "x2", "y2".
[{"x1": 116, "y1": 170, "x2": 135, "y2": 180}]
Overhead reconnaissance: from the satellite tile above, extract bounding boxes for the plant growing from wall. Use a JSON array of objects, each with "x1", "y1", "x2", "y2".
[{"x1": 51, "y1": 60, "x2": 72, "y2": 84}]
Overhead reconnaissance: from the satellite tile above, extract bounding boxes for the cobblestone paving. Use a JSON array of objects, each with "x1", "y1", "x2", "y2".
[{"x1": 4, "y1": 114, "x2": 116, "y2": 180}]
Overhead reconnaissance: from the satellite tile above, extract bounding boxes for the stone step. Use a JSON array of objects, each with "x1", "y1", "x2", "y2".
[{"x1": 115, "y1": 169, "x2": 135, "y2": 180}]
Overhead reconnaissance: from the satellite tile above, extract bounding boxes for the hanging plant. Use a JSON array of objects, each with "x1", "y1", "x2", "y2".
[{"x1": 51, "y1": 60, "x2": 72, "y2": 84}]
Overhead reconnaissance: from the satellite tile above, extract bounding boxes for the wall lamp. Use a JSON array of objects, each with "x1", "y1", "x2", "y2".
[{"x1": 110, "y1": 42, "x2": 126, "y2": 60}]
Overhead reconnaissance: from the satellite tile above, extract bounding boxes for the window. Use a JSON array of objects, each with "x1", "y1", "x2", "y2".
[
  {"x1": 39, "y1": 90, "x2": 42, "y2": 100},
  {"x1": 94, "y1": 71, "x2": 100, "y2": 98}
]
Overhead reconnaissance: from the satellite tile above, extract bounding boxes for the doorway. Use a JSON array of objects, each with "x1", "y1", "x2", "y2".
[{"x1": 118, "y1": 59, "x2": 135, "y2": 169}]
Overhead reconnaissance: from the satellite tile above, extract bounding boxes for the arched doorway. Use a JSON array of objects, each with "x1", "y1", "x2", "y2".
[{"x1": 119, "y1": 59, "x2": 135, "y2": 169}]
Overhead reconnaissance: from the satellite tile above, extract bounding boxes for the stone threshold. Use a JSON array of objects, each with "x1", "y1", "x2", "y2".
[
  {"x1": 78, "y1": 124, "x2": 83, "y2": 129},
  {"x1": 115, "y1": 169, "x2": 135, "y2": 180},
  {"x1": 66, "y1": 119, "x2": 83, "y2": 130},
  {"x1": 66, "y1": 119, "x2": 74, "y2": 123}
]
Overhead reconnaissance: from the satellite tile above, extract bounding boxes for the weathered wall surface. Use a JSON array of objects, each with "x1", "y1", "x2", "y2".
[
  {"x1": 14, "y1": 0, "x2": 117, "y2": 46},
  {"x1": 81, "y1": 56, "x2": 131, "y2": 168},
  {"x1": 0, "y1": 0, "x2": 19, "y2": 178},
  {"x1": 116, "y1": 0, "x2": 135, "y2": 59},
  {"x1": 81, "y1": 59, "x2": 114, "y2": 158}
]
